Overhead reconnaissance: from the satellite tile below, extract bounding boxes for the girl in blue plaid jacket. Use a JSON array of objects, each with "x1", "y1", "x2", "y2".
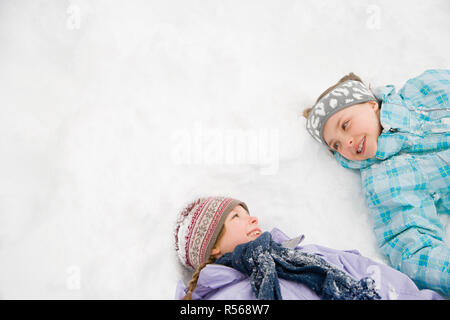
[{"x1": 303, "y1": 69, "x2": 449, "y2": 297}]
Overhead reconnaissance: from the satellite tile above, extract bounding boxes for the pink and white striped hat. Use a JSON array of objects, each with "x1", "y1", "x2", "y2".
[{"x1": 174, "y1": 196, "x2": 248, "y2": 270}]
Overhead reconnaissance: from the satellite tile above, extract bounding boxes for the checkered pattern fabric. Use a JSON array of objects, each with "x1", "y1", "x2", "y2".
[{"x1": 334, "y1": 69, "x2": 450, "y2": 296}]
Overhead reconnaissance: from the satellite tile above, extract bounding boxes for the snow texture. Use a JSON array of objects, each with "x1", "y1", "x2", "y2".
[{"x1": 0, "y1": 0, "x2": 449, "y2": 299}]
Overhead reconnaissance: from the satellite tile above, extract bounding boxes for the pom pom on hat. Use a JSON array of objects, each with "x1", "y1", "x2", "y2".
[{"x1": 174, "y1": 196, "x2": 248, "y2": 270}]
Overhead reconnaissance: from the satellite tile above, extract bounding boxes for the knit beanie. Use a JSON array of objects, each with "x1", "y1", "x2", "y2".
[{"x1": 174, "y1": 196, "x2": 248, "y2": 271}]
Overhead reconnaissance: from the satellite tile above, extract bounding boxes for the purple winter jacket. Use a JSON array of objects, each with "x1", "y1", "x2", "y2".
[{"x1": 175, "y1": 228, "x2": 444, "y2": 300}]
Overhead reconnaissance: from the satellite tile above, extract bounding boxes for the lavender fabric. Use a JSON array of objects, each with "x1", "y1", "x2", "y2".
[{"x1": 175, "y1": 228, "x2": 444, "y2": 300}]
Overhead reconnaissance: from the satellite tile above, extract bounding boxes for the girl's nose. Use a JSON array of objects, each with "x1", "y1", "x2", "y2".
[
  {"x1": 345, "y1": 135, "x2": 354, "y2": 147},
  {"x1": 249, "y1": 216, "x2": 258, "y2": 225}
]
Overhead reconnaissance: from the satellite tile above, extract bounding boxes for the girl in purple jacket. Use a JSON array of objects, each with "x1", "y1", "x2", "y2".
[{"x1": 174, "y1": 196, "x2": 443, "y2": 300}]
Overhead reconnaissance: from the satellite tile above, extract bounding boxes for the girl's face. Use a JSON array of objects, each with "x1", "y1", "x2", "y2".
[
  {"x1": 322, "y1": 101, "x2": 382, "y2": 161},
  {"x1": 211, "y1": 205, "x2": 261, "y2": 257}
]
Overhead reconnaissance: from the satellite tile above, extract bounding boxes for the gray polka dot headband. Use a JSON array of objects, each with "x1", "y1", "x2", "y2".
[{"x1": 306, "y1": 80, "x2": 376, "y2": 146}]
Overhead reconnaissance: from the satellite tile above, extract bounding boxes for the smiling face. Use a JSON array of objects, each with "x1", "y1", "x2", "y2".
[
  {"x1": 211, "y1": 205, "x2": 261, "y2": 258},
  {"x1": 322, "y1": 101, "x2": 382, "y2": 161}
]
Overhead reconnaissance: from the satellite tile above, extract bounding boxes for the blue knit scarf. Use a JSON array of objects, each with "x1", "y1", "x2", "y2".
[{"x1": 215, "y1": 232, "x2": 381, "y2": 300}]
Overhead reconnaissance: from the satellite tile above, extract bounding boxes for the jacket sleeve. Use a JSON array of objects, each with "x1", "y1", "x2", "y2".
[
  {"x1": 398, "y1": 69, "x2": 450, "y2": 110},
  {"x1": 175, "y1": 280, "x2": 187, "y2": 299},
  {"x1": 361, "y1": 160, "x2": 450, "y2": 297}
]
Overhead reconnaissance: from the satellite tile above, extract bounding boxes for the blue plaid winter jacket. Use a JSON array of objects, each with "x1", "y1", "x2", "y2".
[{"x1": 334, "y1": 69, "x2": 450, "y2": 296}]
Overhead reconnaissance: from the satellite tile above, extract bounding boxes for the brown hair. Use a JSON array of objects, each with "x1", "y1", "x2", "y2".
[
  {"x1": 302, "y1": 72, "x2": 363, "y2": 119},
  {"x1": 181, "y1": 226, "x2": 226, "y2": 300}
]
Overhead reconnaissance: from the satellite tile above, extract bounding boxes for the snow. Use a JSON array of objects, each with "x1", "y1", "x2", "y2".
[{"x1": 0, "y1": 0, "x2": 449, "y2": 299}]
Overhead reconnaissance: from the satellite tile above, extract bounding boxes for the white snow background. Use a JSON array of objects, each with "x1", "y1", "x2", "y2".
[{"x1": 0, "y1": 0, "x2": 449, "y2": 299}]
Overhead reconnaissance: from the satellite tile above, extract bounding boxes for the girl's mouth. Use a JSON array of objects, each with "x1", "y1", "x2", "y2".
[
  {"x1": 357, "y1": 136, "x2": 366, "y2": 154},
  {"x1": 247, "y1": 228, "x2": 262, "y2": 237}
]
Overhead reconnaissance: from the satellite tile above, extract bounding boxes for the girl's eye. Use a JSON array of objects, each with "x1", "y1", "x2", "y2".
[
  {"x1": 232, "y1": 213, "x2": 239, "y2": 219},
  {"x1": 342, "y1": 121, "x2": 349, "y2": 130}
]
